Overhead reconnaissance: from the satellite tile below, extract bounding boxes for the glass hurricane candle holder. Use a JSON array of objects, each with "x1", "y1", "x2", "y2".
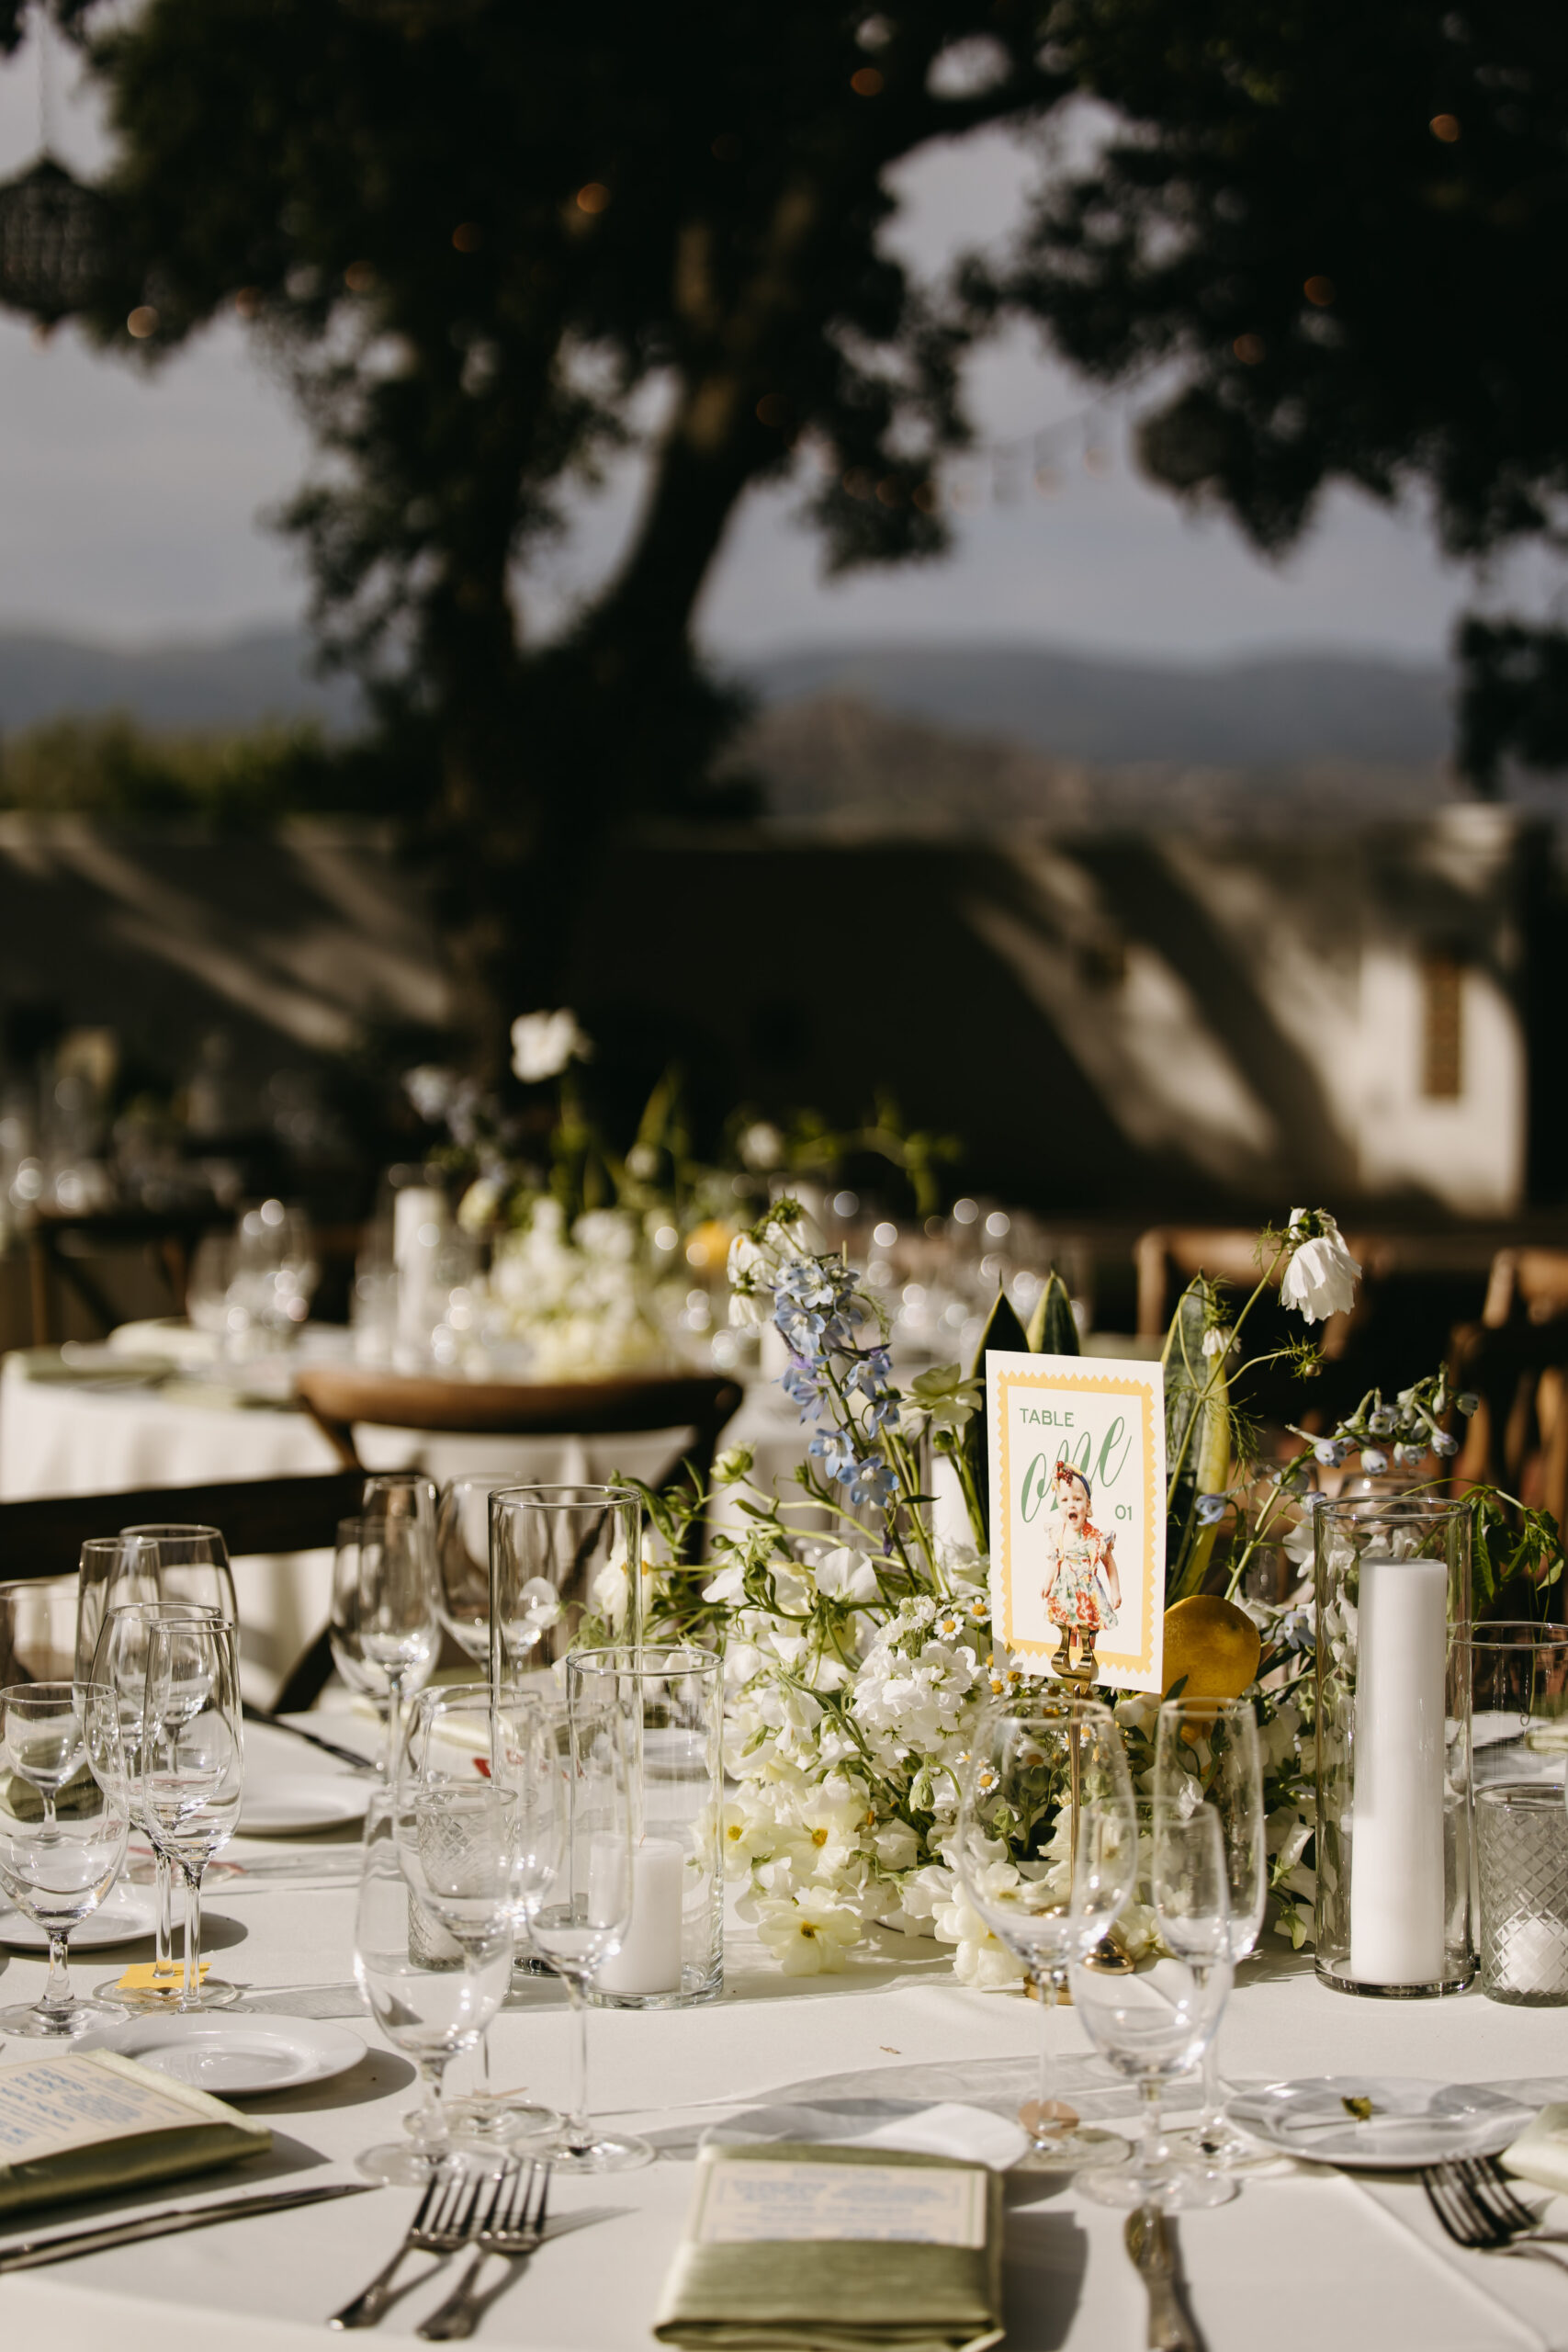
[
  {"x1": 570, "y1": 1645, "x2": 723, "y2": 2009},
  {"x1": 1314, "y1": 1496, "x2": 1472, "y2": 1997},
  {"x1": 1461, "y1": 1623, "x2": 1568, "y2": 2007}
]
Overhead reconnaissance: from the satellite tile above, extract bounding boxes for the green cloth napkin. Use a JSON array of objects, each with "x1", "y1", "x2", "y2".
[{"x1": 653, "y1": 2142, "x2": 1004, "y2": 2352}]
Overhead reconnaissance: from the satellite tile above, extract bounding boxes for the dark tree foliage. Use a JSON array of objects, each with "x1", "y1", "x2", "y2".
[
  {"x1": 0, "y1": 0, "x2": 1075, "y2": 1046},
  {"x1": 964, "y1": 0, "x2": 1568, "y2": 789}
]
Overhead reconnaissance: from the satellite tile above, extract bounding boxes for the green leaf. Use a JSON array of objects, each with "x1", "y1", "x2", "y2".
[
  {"x1": 963, "y1": 1284, "x2": 1032, "y2": 1551},
  {"x1": 1026, "y1": 1269, "x2": 1080, "y2": 1356}
]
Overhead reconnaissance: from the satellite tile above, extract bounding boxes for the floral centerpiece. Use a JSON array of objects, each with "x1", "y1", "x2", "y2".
[{"x1": 639, "y1": 1204, "x2": 1562, "y2": 1979}]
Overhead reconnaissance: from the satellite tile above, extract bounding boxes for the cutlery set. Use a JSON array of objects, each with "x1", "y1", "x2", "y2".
[{"x1": 329, "y1": 2159, "x2": 552, "y2": 2339}]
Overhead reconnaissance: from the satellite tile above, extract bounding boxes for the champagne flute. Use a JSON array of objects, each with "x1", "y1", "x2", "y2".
[
  {"x1": 516, "y1": 1664, "x2": 651, "y2": 2173},
  {"x1": 353, "y1": 1786, "x2": 515, "y2": 2185},
  {"x1": 1071, "y1": 1805, "x2": 1235, "y2": 2210},
  {"x1": 1154, "y1": 1695, "x2": 1267, "y2": 2165},
  {"x1": 0, "y1": 1680, "x2": 130, "y2": 2037},
  {"x1": 952, "y1": 1697, "x2": 1137, "y2": 2170},
  {"x1": 331, "y1": 1516, "x2": 439, "y2": 1780},
  {"x1": 139, "y1": 1614, "x2": 245, "y2": 2009}
]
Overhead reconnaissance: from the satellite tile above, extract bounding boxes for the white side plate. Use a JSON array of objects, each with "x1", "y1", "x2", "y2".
[
  {"x1": 238, "y1": 1774, "x2": 368, "y2": 1837},
  {"x1": 75, "y1": 2012, "x2": 368, "y2": 2096},
  {"x1": 1227, "y1": 2075, "x2": 1535, "y2": 2170},
  {"x1": 0, "y1": 1883, "x2": 159, "y2": 1951}
]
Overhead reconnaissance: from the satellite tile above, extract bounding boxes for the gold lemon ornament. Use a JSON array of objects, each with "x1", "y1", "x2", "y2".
[{"x1": 1160, "y1": 1593, "x2": 1261, "y2": 1703}]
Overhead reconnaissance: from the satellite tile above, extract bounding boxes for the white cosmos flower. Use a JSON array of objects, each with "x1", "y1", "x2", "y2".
[
  {"x1": 1280, "y1": 1210, "x2": 1360, "y2": 1325},
  {"x1": 755, "y1": 1890, "x2": 863, "y2": 1974},
  {"x1": 812, "y1": 1546, "x2": 881, "y2": 1604},
  {"x1": 511, "y1": 1009, "x2": 592, "y2": 1083}
]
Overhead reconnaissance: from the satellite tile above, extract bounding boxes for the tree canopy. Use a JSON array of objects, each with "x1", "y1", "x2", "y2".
[{"x1": 0, "y1": 0, "x2": 1564, "y2": 1027}]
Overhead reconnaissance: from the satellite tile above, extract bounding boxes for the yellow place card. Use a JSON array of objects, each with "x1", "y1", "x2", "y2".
[{"x1": 116, "y1": 1961, "x2": 211, "y2": 1994}]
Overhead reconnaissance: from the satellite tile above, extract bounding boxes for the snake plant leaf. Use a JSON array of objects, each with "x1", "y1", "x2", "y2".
[
  {"x1": 1162, "y1": 1276, "x2": 1230, "y2": 1602},
  {"x1": 964, "y1": 1284, "x2": 1032, "y2": 1551},
  {"x1": 1026, "y1": 1269, "x2": 1080, "y2": 1356}
]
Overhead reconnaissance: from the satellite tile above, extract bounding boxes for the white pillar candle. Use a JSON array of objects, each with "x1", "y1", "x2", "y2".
[
  {"x1": 1349, "y1": 1553, "x2": 1448, "y2": 1984},
  {"x1": 594, "y1": 1838, "x2": 684, "y2": 1996}
]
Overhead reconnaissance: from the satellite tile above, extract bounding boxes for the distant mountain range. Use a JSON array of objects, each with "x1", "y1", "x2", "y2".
[{"x1": 0, "y1": 621, "x2": 1454, "y2": 772}]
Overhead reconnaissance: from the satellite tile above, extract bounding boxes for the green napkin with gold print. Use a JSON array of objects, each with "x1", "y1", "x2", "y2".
[{"x1": 653, "y1": 2142, "x2": 1003, "y2": 2352}]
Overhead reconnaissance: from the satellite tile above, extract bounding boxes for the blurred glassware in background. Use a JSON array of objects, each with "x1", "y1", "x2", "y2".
[{"x1": 184, "y1": 1200, "x2": 319, "y2": 1362}]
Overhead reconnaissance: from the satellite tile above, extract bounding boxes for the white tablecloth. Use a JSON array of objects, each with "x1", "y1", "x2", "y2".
[
  {"x1": 0, "y1": 1351, "x2": 811, "y2": 1699},
  {"x1": 3, "y1": 1714, "x2": 1568, "y2": 2352}
]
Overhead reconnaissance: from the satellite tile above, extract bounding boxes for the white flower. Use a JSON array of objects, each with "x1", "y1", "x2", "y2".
[
  {"x1": 1201, "y1": 1325, "x2": 1234, "y2": 1359},
  {"x1": 811, "y1": 1546, "x2": 881, "y2": 1605},
  {"x1": 402, "y1": 1064, "x2": 457, "y2": 1124},
  {"x1": 1280, "y1": 1210, "x2": 1360, "y2": 1325},
  {"x1": 755, "y1": 1890, "x2": 863, "y2": 1974},
  {"x1": 702, "y1": 1562, "x2": 748, "y2": 1605},
  {"x1": 739, "y1": 1122, "x2": 785, "y2": 1171},
  {"x1": 510, "y1": 1009, "x2": 592, "y2": 1083}
]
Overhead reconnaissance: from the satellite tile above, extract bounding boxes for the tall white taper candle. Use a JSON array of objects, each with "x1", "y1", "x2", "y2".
[{"x1": 1348, "y1": 1552, "x2": 1448, "y2": 1984}]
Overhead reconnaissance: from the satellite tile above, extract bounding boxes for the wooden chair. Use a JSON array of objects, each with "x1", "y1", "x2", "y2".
[
  {"x1": 1482, "y1": 1249, "x2": 1568, "y2": 1329},
  {"x1": 0, "y1": 1468, "x2": 367, "y2": 1583},
  {"x1": 1449, "y1": 1316, "x2": 1568, "y2": 1549},
  {"x1": 280, "y1": 1363, "x2": 744, "y2": 1709}
]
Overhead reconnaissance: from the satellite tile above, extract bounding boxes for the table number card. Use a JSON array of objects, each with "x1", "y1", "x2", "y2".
[{"x1": 986, "y1": 1349, "x2": 1166, "y2": 1696}]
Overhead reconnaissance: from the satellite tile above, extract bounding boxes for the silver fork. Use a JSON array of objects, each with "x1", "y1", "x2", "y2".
[
  {"x1": 329, "y1": 2165, "x2": 488, "y2": 2330},
  {"x1": 416, "y1": 2161, "x2": 551, "y2": 2342},
  {"x1": 1422, "y1": 2154, "x2": 1568, "y2": 2266}
]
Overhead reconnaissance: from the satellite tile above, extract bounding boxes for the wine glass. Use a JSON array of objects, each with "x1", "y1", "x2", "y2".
[
  {"x1": 1071, "y1": 1805, "x2": 1235, "y2": 2211},
  {"x1": 353, "y1": 1787, "x2": 515, "y2": 2185},
  {"x1": 331, "y1": 1516, "x2": 439, "y2": 1780},
  {"x1": 515, "y1": 1662, "x2": 651, "y2": 2173},
  {"x1": 83, "y1": 1530, "x2": 238, "y2": 2000},
  {"x1": 952, "y1": 1697, "x2": 1137, "y2": 2171},
  {"x1": 0, "y1": 1577, "x2": 78, "y2": 1687},
  {"x1": 434, "y1": 1473, "x2": 516, "y2": 1669},
  {"x1": 488, "y1": 1484, "x2": 642, "y2": 1684},
  {"x1": 0, "y1": 1680, "x2": 130, "y2": 2037},
  {"x1": 400, "y1": 1681, "x2": 558, "y2": 2147},
  {"x1": 138, "y1": 1614, "x2": 245, "y2": 2008},
  {"x1": 1154, "y1": 1695, "x2": 1267, "y2": 2165},
  {"x1": 185, "y1": 1233, "x2": 242, "y2": 1353}
]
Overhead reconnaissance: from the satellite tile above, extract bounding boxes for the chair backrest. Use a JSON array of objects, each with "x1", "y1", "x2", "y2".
[
  {"x1": 0, "y1": 1469, "x2": 367, "y2": 1584},
  {"x1": 293, "y1": 1364, "x2": 743, "y2": 1468},
  {"x1": 1134, "y1": 1227, "x2": 1280, "y2": 1336},
  {"x1": 1483, "y1": 1249, "x2": 1568, "y2": 1329}
]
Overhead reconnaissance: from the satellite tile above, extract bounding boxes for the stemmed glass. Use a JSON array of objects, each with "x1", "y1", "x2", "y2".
[
  {"x1": 516, "y1": 1661, "x2": 651, "y2": 2173},
  {"x1": 952, "y1": 1697, "x2": 1137, "y2": 2170},
  {"x1": 434, "y1": 1474, "x2": 517, "y2": 1669},
  {"x1": 488, "y1": 1484, "x2": 642, "y2": 1683},
  {"x1": 137, "y1": 1614, "x2": 245, "y2": 2008},
  {"x1": 82, "y1": 1525, "x2": 239, "y2": 2004},
  {"x1": 400, "y1": 1681, "x2": 558, "y2": 2147},
  {"x1": 1154, "y1": 1695, "x2": 1266, "y2": 2165},
  {"x1": 0, "y1": 1577, "x2": 77, "y2": 1686},
  {"x1": 353, "y1": 1786, "x2": 515, "y2": 2185},
  {"x1": 331, "y1": 1512, "x2": 439, "y2": 1780},
  {"x1": 0, "y1": 1679, "x2": 130, "y2": 2036},
  {"x1": 1071, "y1": 1805, "x2": 1235, "y2": 2210}
]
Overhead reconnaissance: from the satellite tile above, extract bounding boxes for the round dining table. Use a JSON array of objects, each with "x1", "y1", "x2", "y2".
[{"x1": 2, "y1": 1709, "x2": 1567, "y2": 2352}]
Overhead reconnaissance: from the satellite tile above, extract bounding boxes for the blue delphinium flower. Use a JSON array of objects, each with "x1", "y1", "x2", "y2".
[{"x1": 1195, "y1": 1494, "x2": 1229, "y2": 1525}]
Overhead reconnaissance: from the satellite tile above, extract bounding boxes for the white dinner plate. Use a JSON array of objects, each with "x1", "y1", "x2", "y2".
[
  {"x1": 1227, "y1": 2075, "x2": 1535, "y2": 2169},
  {"x1": 0, "y1": 1882, "x2": 159, "y2": 1951},
  {"x1": 238, "y1": 1773, "x2": 368, "y2": 1837},
  {"x1": 74, "y1": 2012, "x2": 367, "y2": 2097}
]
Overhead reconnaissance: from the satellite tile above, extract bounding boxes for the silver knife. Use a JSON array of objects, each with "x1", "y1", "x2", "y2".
[
  {"x1": 1125, "y1": 2204, "x2": 1198, "y2": 2352},
  {"x1": 0, "y1": 2180, "x2": 375, "y2": 2272}
]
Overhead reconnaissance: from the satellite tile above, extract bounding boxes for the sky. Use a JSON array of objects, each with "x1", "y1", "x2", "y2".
[{"x1": 0, "y1": 30, "x2": 1541, "y2": 669}]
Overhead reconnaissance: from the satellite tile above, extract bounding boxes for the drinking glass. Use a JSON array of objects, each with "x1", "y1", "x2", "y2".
[
  {"x1": 331, "y1": 1513, "x2": 439, "y2": 1779},
  {"x1": 139, "y1": 1615, "x2": 245, "y2": 2008},
  {"x1": 952, "y1": 1697, "x2": 1137, "y2": 2170},
  {"x1": 1462, "y1": 1623, "x2": 1568, "y2": 2003},
  {"x1": 118, "y1": 1525, "x2": 239, "y2": 1627},
  {"x1": 1072, "y1": 1806, "x2": 1235, "y2": 2211},
  {"x1": 83, "y1": 1529, "x2": 238, "y2": 2000},
  {"x1": 488, "y1": 1484, "x2": 642, "y2": 1683},
  {"x1": 1154, "y1": 1695, "x2": 1266, "y2": 2162},
  {"x1": 400, "y1": 1680, "x2": 558, "y2": 2146},
  {"x1": 434, "y1": 1473, "x2": 515, "y2": 1668},
  {"x1": 0, "y1": 1680, "x2": 131, "y2": 2036},
  {"x1": 353, "y1": 1787, "x2": 515, "y2": 2185},
  {"x1": 0, "y1": 1577, "x2": 77, "y2": 1686},
  {"x1": 517, "y1": 1663, "x2": 651, "y2": 2172}
]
